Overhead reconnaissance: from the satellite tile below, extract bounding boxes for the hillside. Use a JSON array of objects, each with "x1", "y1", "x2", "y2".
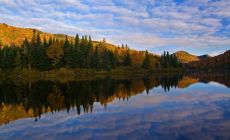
[
  {"x1": 0, "y1": 23, "x2": 160, "y2": 68},
  {"x1": 174, "y1": 51, "x2": 199, "y2": 63},
  {"x1": 0, "y1": 23, "x2": 74, "y2": 47},
  {"x1": 186, "y1": 50, "x2": 230, "y2": 71},
  {"x1": 198, "y1": 55, "x2": 211, "y2": 60}
]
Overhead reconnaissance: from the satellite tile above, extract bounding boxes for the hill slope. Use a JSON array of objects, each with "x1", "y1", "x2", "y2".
[
  {"x1": 0, "y1": 23, "x2": 74, "y2": 47},
  {"x1": 186, "y1": 50, "x2": 230, "y2": 71},
  {"x1": 0, "y1": 23, "x2": 159, "y2": 68},
  {"x1": 174, "y1": 51, "x2": 199, "y2": 63}
]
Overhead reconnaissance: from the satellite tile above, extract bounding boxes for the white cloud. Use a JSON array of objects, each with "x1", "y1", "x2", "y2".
[{"x1": 0, "y1": 0, "x2": 229, "y2": 55}]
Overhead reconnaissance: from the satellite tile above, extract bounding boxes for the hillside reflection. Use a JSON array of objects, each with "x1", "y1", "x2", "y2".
[{"x1": 0, "y1": 73, "x2": 229, "y2": 124}]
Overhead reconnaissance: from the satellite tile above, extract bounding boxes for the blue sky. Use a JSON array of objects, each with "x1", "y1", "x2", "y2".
[{"x1": 0, "y1": 0, "x2": 230, "y2": 55}]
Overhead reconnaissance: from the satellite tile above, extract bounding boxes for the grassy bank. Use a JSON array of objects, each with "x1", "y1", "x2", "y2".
[{"x1": 0, "y1": 67, "x2": 183, "y2": 82}]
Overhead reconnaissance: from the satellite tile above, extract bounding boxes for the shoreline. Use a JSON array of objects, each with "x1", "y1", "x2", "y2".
[{"x1": 0, "y1": 67, "x2": 183, "y2": 82}]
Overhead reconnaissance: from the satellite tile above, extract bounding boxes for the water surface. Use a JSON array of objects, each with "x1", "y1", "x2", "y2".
[{"x1": 0, "y1": 74, "x2": 230, "y2": 140}]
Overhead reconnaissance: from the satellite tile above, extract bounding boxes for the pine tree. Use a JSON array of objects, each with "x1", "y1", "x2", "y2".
[
  {"x1": 14, "y1": 50, "x2": 22, "y2": 69},
  {"x1": 92, "y1": 46, "x2": 100, "y2": 70},
  {"x1": 43, "y1": 37, "x2": 48, "y2": 48},
  {"x1": 48, "y1": 37, "x2": 53, "y2": 46},
  {"x1": 102, "y1": 50, "x2": 111, "y2": 71},
  {"x1": 22, "y1": 38, "x2": 31, "y2": 69},
  {"x1": 142, "y1": 50, "x2": 150, "y2": 69},
  {"x1": 1, "y1": 46, "x2": 15, "y2": 70},
  {"x1": 75, "y1": 34, "x2": 79, "y2": 48},
  {"x1": 63, "y1": 35, "x2": 71, "y2": 67},
  {"x1": 123, "y1": 50, "x2": 131, "y2": 66},
  {"x1": 36, "y1": 33, "x2": 41, "y2": 48}
]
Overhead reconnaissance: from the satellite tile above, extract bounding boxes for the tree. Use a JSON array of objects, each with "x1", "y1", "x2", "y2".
[
  {"x1": 92, "y1": 46, "x2": 100, "y2": 70},
  {"x1": 102, "y1": 50, "x2": 111, "y2": 71},
  {"x1": 63, "y1": 35, "x2": 72, "y2": 67},
  {"x1": 160, "y1": 51, "x2": 181, "y2": 68},
  {"x1": 142, "y1": 50, "x2": 150, "y2": 69},
  {"x1": 1, "y1": 46, "x2": 15, "y2": 70},
  {"x1": 43, "y1": 37, "x2": 48, "y2": 48},
  {"x1": 36, "y1": 33, "x2": 41, "y2": 48},
  {"x1": 0, "y1": 36, "x2": 2, "y2": 47},
  {"x1": 22, "y1": 38, "x2": 31, "y2": 70},
  {"x1": 123, "y1": 50, "x2": 131, "y2": 66},
  {"x1": 47, "y1": 41, "x2": 64, "y2": 68},
  {"x1": 14, "y1": 50, "x2": 22, "y2": 69},
  {"x1": 74, "y1": 34, "x2": 79, "y2": 48},
  {"x1": 48, "y1": 37, "x2": 53, "y2": 46}
]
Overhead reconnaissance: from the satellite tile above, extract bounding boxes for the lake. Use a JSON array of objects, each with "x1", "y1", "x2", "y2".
[{"x1": 0, "y1": 73, "x2": 230, "y2": 140}]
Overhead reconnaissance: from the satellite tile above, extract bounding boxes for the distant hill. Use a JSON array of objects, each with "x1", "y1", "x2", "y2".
[
  {"x1": 174, "y1": 51, "x2": 199, "y2": 63},
  {"x1": 0, "y1": 23, "x2": 73, "y2": 47},
  {"x1": 173, "y1": 51, "x2": 212, "y2": 63},
  {"x1": 0, "y1": 23, "x2": 159, "y2": 68},
  {"x1": 186, "y1": 50, "x2": 230, "y2": 71},
  {"x1": 198, "y1": 55, "x2": 211, "y2": 60}
]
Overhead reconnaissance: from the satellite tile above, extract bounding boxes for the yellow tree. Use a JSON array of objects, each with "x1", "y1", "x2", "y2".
[{"x1": 46, "y1": 41, "x2": 64, "y2": 67}]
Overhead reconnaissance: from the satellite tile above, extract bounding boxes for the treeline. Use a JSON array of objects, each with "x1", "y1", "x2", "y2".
[
  {"x1": 186, "y1": 50, "x2": 230, "y2": 71},
  {"x1": 0, "y1": 31, "x2": 132, "y2": 71},
  {"x1": 0, "y1": 31, "x2": 181, "y2": 71},
  {"x1": 159, "y1": 51, "x2": 182, "y2": 68}
]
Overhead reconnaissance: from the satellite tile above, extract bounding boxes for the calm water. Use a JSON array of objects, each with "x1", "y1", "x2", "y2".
[{"x1": 0, "y1": 74, "x2": 230, "y2": 140}]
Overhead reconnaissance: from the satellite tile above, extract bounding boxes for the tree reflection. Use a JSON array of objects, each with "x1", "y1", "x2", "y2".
[{"x1": 0, "y1": 73, "x2": 229, "y2": 124}]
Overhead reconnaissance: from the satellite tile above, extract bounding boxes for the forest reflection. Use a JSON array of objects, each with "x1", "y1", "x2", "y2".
[{"x1": 0, "y1": 73, "x2": 229, "y2": 124}]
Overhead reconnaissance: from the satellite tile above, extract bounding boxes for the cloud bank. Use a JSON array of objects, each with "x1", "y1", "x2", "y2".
[{"x1": 0, "y1": 0, "x2": 230, "y2": 55}]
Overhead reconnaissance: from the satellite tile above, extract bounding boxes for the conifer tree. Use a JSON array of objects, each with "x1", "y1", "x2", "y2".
[
  {"x1": 123, "y1": 49, "x2": 131, "y2": 66},
  {"x1": 92, "y1": 46, "x2": 100, "y2": 70},
  {"x1": 102, "y1": 50, "x2": 111, "y2": 71},
  {"x1": 14, "y1": 50, "x2": 22, "y2": 69},
  {"x1": 43, "y1": 37, "x2": 48, "y2": 48},
  {"x1": 142, "y1": 50, "x2": 150, "y2": 69}
]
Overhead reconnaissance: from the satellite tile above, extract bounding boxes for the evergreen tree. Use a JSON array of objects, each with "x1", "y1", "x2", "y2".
[
  {"x1": 74, "y1": 34, "x2": 79, "y2": 48},
  {"x1": 14, "y1": 50, "x2": 22, "y2": 69},
  {"x1": 1, "y1": 46, "x2": 15, "y2": 70},
  {"x1": 29, "y1": 32, "x2": 51, "y2": 70},
  {"x1": 22, "y1": 38, "x2": 31, "y2": 69},
  {"x1": 102, "y1": 50, "x2": 111, "y2": 71},
  {"x1": 160, "y1": 51, "x2": 181, "y2": 68},
  {"x1": 63, "y1": 35, "x2": 71, "y2": 67},
  {"x1": 142, "y1": 50, "x2": 150, "y2": 69},
  {"x1": 48, "y1": 37, "x2": 53, "y2": 46},
  {"x1": 36, "y1": 33, "x2": 41, "y2": 48},
  {"x1": 108, "y1": 50, "x2": 117, "y2": 68},
  {"x1": 43, "y1": 37, "x2": 48, "y2": 48},
  {"x1": 123, "y1": 50, "x2": 131, "y2": 66},
  {"x1": 92, "y1": 46, "x2": 100, "y2": 70}
]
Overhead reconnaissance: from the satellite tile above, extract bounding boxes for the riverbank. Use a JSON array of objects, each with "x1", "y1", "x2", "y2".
[{"x1": 0, "y1": 67, "x2": 182, "y2": 82}]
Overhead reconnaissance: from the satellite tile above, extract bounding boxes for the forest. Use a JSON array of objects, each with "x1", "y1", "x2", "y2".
[{"x1": 0, "y1": 30, "x2": 181, "y2": 72}]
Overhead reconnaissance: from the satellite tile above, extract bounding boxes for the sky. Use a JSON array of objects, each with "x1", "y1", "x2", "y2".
[{"x1": 0, "y1": 0, "x2": 230, "y2": 56}]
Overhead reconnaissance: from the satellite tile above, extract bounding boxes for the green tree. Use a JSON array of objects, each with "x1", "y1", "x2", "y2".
[
  {"x1": 123, "y1": 50, "x2": 131, "y2": 66},
  {"x1": 142, "y1": 50, "x2": 150, "y2": 69},
  {"x1": 43, "y1": 37, "x2": 48, "y2": 48},
  {"x1": 92, "y1": 46, "x2": 100, "y2": 70},
  {"x1": 1, "y1": 46, "x2": 15, "y2": 70},
  {"x1": 102, "y1": 50, "x2": 111, "y2": 71},
  {"x1": 14, "y1": 50, "x2": 22, "y2": 69},
  {"x1": 74, "y1": 34, "x2": 79, "y2": 48},
  {"x1": 22, "y1": 38, "x2": 31, "y2": 70}
]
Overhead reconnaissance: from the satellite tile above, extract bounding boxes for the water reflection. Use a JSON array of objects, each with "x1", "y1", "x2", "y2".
[
  {"x1": 0, "y1": 73, "x2": 229, "y2": 125},
  {"x1": 0, "y1": 73, "x2": 230, "y2": 139}
]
